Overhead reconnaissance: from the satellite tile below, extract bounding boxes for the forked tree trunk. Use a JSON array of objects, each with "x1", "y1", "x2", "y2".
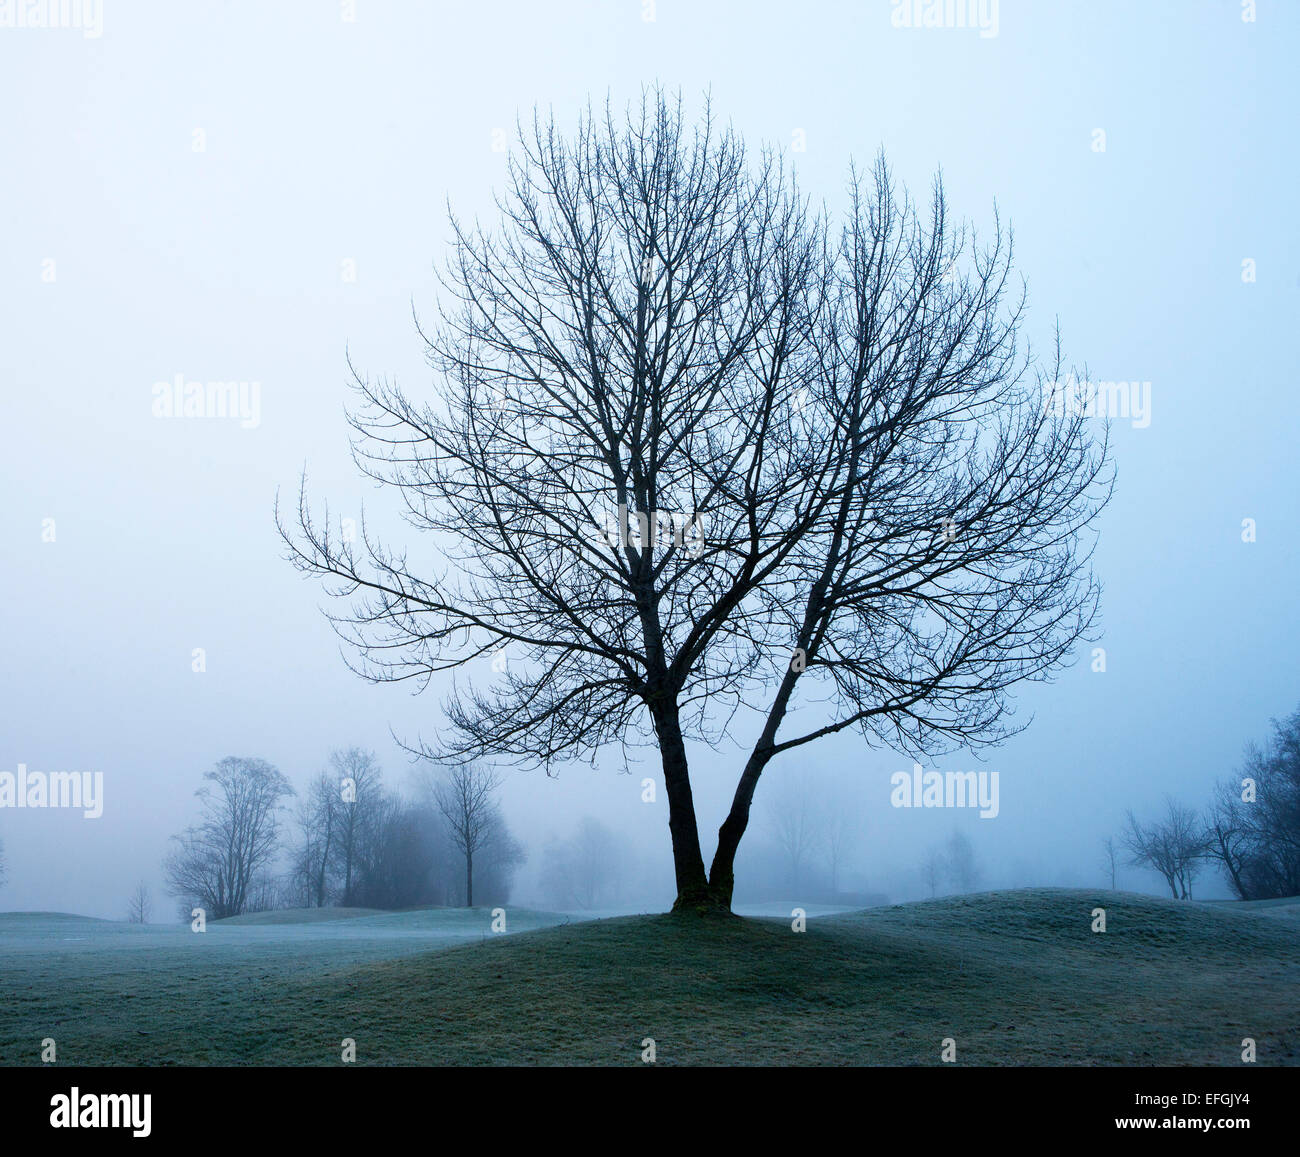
[{"x1": 658, "y1": 685, "x2": 793, "y2": 914}]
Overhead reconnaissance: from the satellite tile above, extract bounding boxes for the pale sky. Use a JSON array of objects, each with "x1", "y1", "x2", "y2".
[{"x1": 1, "y1": 0, "x2": 1296, "y2": 916}]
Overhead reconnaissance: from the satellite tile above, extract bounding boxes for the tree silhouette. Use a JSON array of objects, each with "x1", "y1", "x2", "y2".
[{"x1": 281, "y1": 91, "x2": 1111, "y2": 912}]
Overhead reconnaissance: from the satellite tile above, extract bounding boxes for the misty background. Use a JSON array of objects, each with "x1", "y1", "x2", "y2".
[{"x1": 1, "y1": 0, "x2": 1296, "y2": 918}]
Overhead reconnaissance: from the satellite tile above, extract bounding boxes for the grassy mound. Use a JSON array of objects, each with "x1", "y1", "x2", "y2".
[{"x1": 2, "y1": 889, "x2": 1295, "y2": 1065}]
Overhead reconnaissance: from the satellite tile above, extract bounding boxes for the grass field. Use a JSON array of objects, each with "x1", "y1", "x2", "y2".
[{"x1": 1, "y1": 889, "x2": 1295, "y2": 1066}]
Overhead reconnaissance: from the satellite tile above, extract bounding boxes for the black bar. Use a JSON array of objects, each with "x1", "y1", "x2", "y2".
[{"x1": 0, "y1": 1065, "x2": 1288, "y2": 1144}]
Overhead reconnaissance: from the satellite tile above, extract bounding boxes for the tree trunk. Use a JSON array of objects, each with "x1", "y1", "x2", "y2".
[
  {"x1": 705, "y1": 632, "x2": 805, "y2": 911},
  {"x1": 651, "y1": 704, "x2": 714, "y2": 913},
  {"x1": 466, "y1": 851, "x2": 473, "y2": 908},
  {"x1": 315, "y1": 828, "x2": 332, "y2": 908},
  {"x1": 1215, "y1": 830, "x2": 1248, "y2": 899},
  {"x1": 707, "y1": 749, "x2": 771, "y2": 911}
]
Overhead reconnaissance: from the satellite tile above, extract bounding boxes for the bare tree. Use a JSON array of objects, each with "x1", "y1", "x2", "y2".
[
  {"x1": 1204, "y1": 778, "x2": 1251, "y2": 900},
  {"x1": 1205, "y1": 707, "x2": 1300, "y2": 900},
  {"x1": 1101, "y1": 835, "x2": 1118, "y2": 890},
  {"x1": 163, "y1": 757, "x2": 294, "y2": 920},
  {"x1": 920, "y1": 847, "x2": 945, "y2": 899},
  {"x1": 126, "y1": 881, "x2": 152, "y2": 924},
  {"x1": 822, "y1": 804, "x2": 858, "y2": 896},
  {"x1": 1122, "y1": 798, "x2": 1208, "y2": 900},
  {"x1": 432, "y1": 764, "x2": 503, "y2": 907},
  {"x1": 944, "y1": 828, "x2": 981, "y2": 893},
  {"x1": 327, "y1": 748, "x2": 385, "y2": 907},
  {"x1": 465, "y1": 808, "x2": 527, "y2": 906},
  {"x1": 766, "y1": 782, "x2": 819, "y2": 893},
  {"x1": 291, "y1": 771, "x2": 341, "y2": 908},
  {"x1": 280, "y1": 90, "x2": 1111, "y2": 912},
  {"x1": 354, "y1": 800, "x2": 447, "y2": 909},
  {"x1": 244, "y1": 872, "x2": 286, "y2": 914},
  {"x1": 539, "y1": 816, "x2": 623, "y2": 910}
]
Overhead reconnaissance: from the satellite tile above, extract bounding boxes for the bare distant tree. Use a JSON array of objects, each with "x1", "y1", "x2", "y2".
[
  {"x1": 539, "y1": 816, "x2": 623, "y2": 910},
  {"x1": 355, "y1": 800, "x2": 456, "y2": 909},
  {"x1": 243, "y1": 873, "x2": 285, "y2": 914},
  {"x1": 921, "y1": 847, "x2": 946, "y2": 899},
  {"x1": 1122, "y1": 798, "x2": 1209, "y2": 900},
  {"x1": 431, "y1": 764, "x2": 503, "y2": 907},
  {"x1": 766, "y1": 783, "x2": 819, "y2": 892},
  {"x1": 944, "y1": 829, "x2": 981, "y2": 893},
  {"x1": 1205, "y1": 778, "x2": 1253, "y2": 901},
  {"x1": 327, "y1": 749, "x2": 385, "y2": 907},
  {"x1": 281, "y1": 90, "x2": 1111, "y2": 912},
  {"x1": 163, "y1": 757, "x2": 295, "y2": 921},
  {"x1": 822, "y1": 805, "x2": 859, "y2": 895},
  {"x1": 1205, "y1": 707, "x2": 1300, "y2": 899},
  {"x1": 465, "y1": 809, "x2": 526, "y2": 906},
  {"x1": 126, "y1": 881, "x2": 152, "y2": 924},
  {"x1": 1101, "y1": 835, "x2": 1118, "y2": 890},
  {"x1": 291, "y1": 771, "x2": 341, "y2": 908}
]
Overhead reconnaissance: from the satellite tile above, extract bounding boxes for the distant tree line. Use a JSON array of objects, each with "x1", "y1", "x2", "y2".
[
  {"x1": 1117, "y1": 705, "x2": 1300, "y2": 901},
  {"x1": 163, "y1": 751, "x2": 524, "y2": 921}
]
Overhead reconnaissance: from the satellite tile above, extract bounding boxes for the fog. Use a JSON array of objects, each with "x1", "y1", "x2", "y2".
[{"x1": 2, "y1": 0, "x2": 1296, "y2": 920}]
